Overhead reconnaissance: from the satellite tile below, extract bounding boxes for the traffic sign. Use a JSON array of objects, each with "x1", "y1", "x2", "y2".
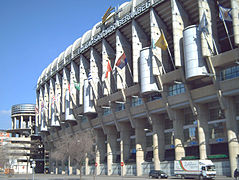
[
  {"x1": 121, "y1": 162, "x2": 124, "y2": 166},
  {"x1": 95, "y1": 162, "x2": 98, "y2": 167}
]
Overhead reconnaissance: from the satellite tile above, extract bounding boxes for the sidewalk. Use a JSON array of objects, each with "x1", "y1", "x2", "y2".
[{"x1": 0, "y1": 173, "x2": 234, "y2": 180}]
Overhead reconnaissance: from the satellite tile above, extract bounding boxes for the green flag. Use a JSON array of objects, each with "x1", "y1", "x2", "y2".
[{"x1": 74, "y1": 81, "x2": 80, "y2": 91}]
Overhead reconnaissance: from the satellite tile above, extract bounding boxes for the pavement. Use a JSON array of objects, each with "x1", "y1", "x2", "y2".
[{"x1": 0, "y1": 174, "x2": 235, "y2": 180}]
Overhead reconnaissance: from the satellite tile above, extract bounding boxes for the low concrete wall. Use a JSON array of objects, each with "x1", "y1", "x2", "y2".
[
  {"x1": 213, "y1": 160, "x2": 231, "y2": 177},
  {"x1": 125, "y1": 164, "x2": 136, "y2": 176}
]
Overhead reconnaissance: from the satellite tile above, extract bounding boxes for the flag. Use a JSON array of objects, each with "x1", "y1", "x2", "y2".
[
  {"x1": 198, "y1": 12, "x2": 209, "y2": 35},
  {"x1": 116, "y1": 53, "x2": 127, "y2": 69},
  {"x1": 41, "y1": 102, "x2": 44, "y2": 112},
  {"x1": 68, "y1": 83, "x2": 70, "y2": 92},
  {"x1": 155, "y1": 32, "x2": 168, "y2": 50},
  {"x1": 105, "y1": 60, "x2": 112, "y2": 78},
  {"x1": 74, "y1": 81, "x2": 80, "y2": 91},
  {"x1": 52, "y1": 96, "x2": 56, "y2": 105},
  {"x1": 219, "y1": 5, "x2": 232, "y2": 22},
  {"x1": 88, "y1": 72, "x2": 92, "y2": 81},
  {"x1": 35, "y1": 106, "x2": 39, "y2": 114}
]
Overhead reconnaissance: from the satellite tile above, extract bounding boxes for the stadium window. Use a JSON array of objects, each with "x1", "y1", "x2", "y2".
[
  {"x1": 115, "y1": 102, "x2": 125, "y2": 112},
  {"x1": 220, "y1": 65, "x2": 239, "y2": 81},
  {"x1": 168, "y1": 83, "x2": 185, "y2": 96},
  {"x1": 131, "y1": 96, "x2": 143, "y2": 107},
  {"x1": 103, "y1": 107, "x2": 112, "y2": 116}
]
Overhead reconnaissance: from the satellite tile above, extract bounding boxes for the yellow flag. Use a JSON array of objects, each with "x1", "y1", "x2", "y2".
[{"x1": 155, "y1": 32, "x2": 168, "y2": 51}]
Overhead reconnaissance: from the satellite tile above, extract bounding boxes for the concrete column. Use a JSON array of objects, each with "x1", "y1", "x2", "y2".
[
  {"x1": 173, "y1": 110, "x2": 185, "y2": 160},
  {"x1": 61, "y1": 160, "x2": 65, "y2": 175},
  {"x1": 115, "y1": 30, "x2": 132, "y2": 89},
  {"x1": 224, "y1": 97, "x2": 239, "y2": 177},
  {"x1": 69, "y1": 157, "x2": 73, "y2": 175},
  {"x1": 14, "y1": 117, "x2": 17, "y2": 129},
  {"x1": 102, "y1": 39, "x2": 115, "y2": 95},
  {"x1": 55, "y1": 73, "x2": 62, "y2": 120},
  {"x1": 20, "y1": 116, "x2": 24, "y2": 129},
  {"x1": 119, "y1": 123, "x2": 131, "y2": 176},
  {"x1": 135, "y1": 119, "x2": 146, "y2": 176},
  {"x1": 62, "y1": 67, "x2": 70, "y2": 114},
  {"x1": 29, "y1": 116, "x2": 32, "y2": 129},
  {"x1": 105, "y1": 126, "x2": 118, "y2": 176},
  {"x1": 76, "y1": 168, "x2": 80, "y2": 175},
  {"x1": 198, "y1": 104, "x2": 210, "y2": 159},
  {"x1": 11, "y1": 118, "x2": 14, "y2": 129},
  {"x1": 152, "y1": 114, "x2": 165, "y2": 170},
  {"x1": 85, "y1": 155, "x2": 89, "y2": 175},
  {"x1": 56, "y1": 160, "x2": 59, "y2": 174},
  {"x1": 171, "y1": 0, "x2": 189, "y2": 67},
  {"x1": 95, "y1": 129, "x2": 106, "y2": 175}
]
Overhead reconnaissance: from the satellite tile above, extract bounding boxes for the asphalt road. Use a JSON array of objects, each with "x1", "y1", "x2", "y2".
[{"x1": 0, "y1": 174, "x2": 235, "y2": 180}]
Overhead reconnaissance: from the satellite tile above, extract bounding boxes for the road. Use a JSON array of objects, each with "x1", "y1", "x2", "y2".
[{"x1": 0, "y1": 174, "x2": 235, "y2": 180}]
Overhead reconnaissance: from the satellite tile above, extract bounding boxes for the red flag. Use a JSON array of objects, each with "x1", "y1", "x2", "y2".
[
  {"x1": 68, "y1": 83, "x2": 70, "y2": 92},
  {"x1": 105, "y1": 60, "x2": 112, "y2": 78}
]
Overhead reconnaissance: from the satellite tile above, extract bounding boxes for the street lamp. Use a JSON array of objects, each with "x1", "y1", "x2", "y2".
[{"x1": 32, "y1": 160, "x2": 36, "y2": 180}]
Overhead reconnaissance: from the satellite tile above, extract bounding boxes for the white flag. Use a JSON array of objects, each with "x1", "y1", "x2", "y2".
[
  {"x1": 219, "y1": 5, "x2": 232, "y2": 22},
  {"x1": 198, "y1": 12, "x2": 209, "y2": 35}
]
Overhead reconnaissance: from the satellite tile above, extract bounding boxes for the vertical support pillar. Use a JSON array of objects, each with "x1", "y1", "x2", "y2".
[
  {"x1": 132, "y1": 19, "x2": 148, "y2": 83},
  {"x1": 62, "y1": 67, "x2": 70, "y2": 114},
  {"x1": 29, "y1": 116, "x2": 32, "y2": 129},
  {"x1": 85, "y1": 155, "x2": 89, "y2": 175},
  {"x1": 68, "y1": 157, "x2": 73, "y2": 175},
  {"x1": 115, "y1": 30, "x2": 132, "y2": 89},
  {"x1": 152, "y1": 114, "x2": 165, "y2": 170},
  {"x1": 135, "y1": 119, "x2": 146, "y2": 176},
  {"x1": 102, "y1": 39, "x2": 115, "y2": 95},
  {"x1": 173, "y1": 110, "x2": 185, "y2": 160},
  {"x1": 20, "y1": 116, "x2": 23, "y2": 129},
  {"x1": 224, "y1": 97, "x2": 239, "y2": 177},
  {"x1": 79, "y1": 55, "x2": 89, "y2": 105},
  {"x1": 56, "y1": 160, "x2": 59, "y2": 174},
  {"x1": 105, "y1": 126, "x2": 118, "y2": 176},
  {"x1": 14, "y1": 117, "x2": 17, "y2": 129},
  {"x1": 55, "y1": 73, "x2": 62, "y2": 121},
  {"x1": 11, "y1": 118, "x2": 14, "y2": 129},
  {"x1": 171, "y1": 0, "x2": 189, "y2": 67},
  {"x1": 198, "y1": 104, "x2": 210, "y2": 159},
  {"x1": 61, "y1": 160, "x2": 65, "y2": 175},
  {"x1": 119, "y1": 123, "x2": 131, "y2": 176},
  {"x1": 76, "y1": 168, "x2": 80, "y2": 175},
  {"x1": 231, "y1": 0, "x2": 239, "y2": 46},
  {"x1": 95, "y1": 129, "x2": 106, "y2": 175}
]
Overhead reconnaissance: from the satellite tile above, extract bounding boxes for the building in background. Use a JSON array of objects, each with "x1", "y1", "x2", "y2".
[
  {"x1": 0, "y1": 130, "x2": 10, "y2": 146},
  {"x1": 6, "y1": 104, "x2": 44, "y2": 174},
  {"x1": 36, "y1": 0, "x2": 239, "y2": 177}
]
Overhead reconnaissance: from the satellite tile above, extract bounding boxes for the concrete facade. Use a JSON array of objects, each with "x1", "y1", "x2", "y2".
[
  {"x1": 6, "y1": 104, "x2": 36, "y2": 174},
  {"x1": 36, "y1": 0, "x2": 239, "y2": 177}
]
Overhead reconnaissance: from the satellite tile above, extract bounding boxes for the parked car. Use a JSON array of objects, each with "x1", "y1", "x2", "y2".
[
  {"x1": 149, "y1": 170, "x2": 168, "y2": 179},
  {"x1": 234, "y1": 169, "x2": 239, "y2": 179}
]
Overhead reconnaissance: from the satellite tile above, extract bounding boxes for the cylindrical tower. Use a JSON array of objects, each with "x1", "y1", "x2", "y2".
[{"x1": 11, "y1": 104, "x2": 36, "y2": 137}]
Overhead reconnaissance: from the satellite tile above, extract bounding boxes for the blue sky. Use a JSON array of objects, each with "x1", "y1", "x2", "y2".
[{"x1": 0, "y1": 0, "x2": 127, "y2": 130}]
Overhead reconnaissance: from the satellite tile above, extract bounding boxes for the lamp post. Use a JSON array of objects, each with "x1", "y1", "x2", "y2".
[{"x1": 32, "y1": 160, "x2": 36, "y2": 180}]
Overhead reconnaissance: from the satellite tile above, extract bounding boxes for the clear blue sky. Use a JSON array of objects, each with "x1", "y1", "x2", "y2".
[{"x1": 0, "y1": 0, "x2": 127, "y2": 130}]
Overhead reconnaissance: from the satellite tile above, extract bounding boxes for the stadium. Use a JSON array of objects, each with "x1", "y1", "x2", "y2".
[{"x1": 36, "y1": 0, "x2": 239, "y2": 177}]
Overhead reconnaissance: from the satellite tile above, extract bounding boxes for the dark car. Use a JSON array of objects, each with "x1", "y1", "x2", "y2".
[
  {"x1": 149, "y1": 170, "x2": 168, "y2": 179},
  {"x1": 234, "y1": 169, "x2": 239, "y2": 179}
]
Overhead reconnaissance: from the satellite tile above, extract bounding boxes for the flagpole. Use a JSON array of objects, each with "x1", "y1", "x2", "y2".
[
  {"x1": 217, "y1": 1, "x2": 233, "y2": 50},
  {"x1": 126, "y1": 63, "x2": 134, "y2": 82},
  {"x1": 161, "y1": 30, "x2": 176, "y2": 70}
]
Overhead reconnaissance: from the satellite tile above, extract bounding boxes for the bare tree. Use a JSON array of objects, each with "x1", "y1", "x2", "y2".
[
  {"x1": 0, "y1": 145, "x2": 9, "y2": 169},
  {"x1": 51, "y1": 129, "x2": 95, "y2": 179}
]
